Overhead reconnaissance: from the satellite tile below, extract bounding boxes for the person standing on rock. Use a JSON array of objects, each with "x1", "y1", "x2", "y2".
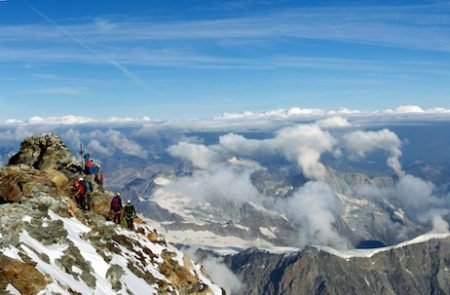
[
  {"x1": 72, "y1": 177, "x2": 87, "y2": 209},
  {"x1": 96, "y1": 170, "x2": 105, "y2": 187},
  {"x1": 110, "y1": 192, "x2": 123, "y2": 224},
  {"x1": 84, "y1": 179, "x2": 93, "y2": 210},
  {"x1": 124, "y1": 200, "x2": 136, "y2": 230}
]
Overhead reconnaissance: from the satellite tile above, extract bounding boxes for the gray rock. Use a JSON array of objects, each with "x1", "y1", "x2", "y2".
[{"x1": 225, "y1": 237, "x2": 450, "y2": 295}]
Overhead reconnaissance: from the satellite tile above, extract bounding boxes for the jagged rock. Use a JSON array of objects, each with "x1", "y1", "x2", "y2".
[
  {"x1": 225, "y1": 237, "x2": 450, "y2": 295},
  {"x1": 106, "y1": 264, "x2": 124, "y2": 291},
  {"x1": 0, "y1": 253, "x2": 47, "y2": 294},
  {"x1": 8, "y1": 133, "x2": 81, "y2": 175}
]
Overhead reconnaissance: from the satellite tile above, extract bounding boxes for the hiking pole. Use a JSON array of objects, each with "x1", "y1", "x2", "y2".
[{"x1": 79, "y1": 143, "x2": 84, "y2": 166}]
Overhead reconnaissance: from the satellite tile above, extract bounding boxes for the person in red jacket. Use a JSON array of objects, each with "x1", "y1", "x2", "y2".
[
  {"x1": 84, "y1": 159, "x2": 93, "y2": 174},
  {"x1": 72, "y1": 177, "x2": 86, "y2": 208}
]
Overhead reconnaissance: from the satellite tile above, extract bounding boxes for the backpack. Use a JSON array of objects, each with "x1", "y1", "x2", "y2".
[{"x1": 124, "y1": 204, "x2": 135, "y2": 218}]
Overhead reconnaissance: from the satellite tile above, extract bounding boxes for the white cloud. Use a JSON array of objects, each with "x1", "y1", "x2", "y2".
[
  {"x1": 431, "y1": 215, "x2": 449, "y2": 234},
  {"x1": 182, "y1": 247, "x2": 243, "y2": 294},
  {"x1": 356, "y1": 173, "x2": 446, "y2": 229},
  {"x1": 165, "y1": 164, "x2": 261, "y2": 204},
  {"x1": 104, "y1": 129, "x2": 148, "y2": 158},
  {"x1": 167, "y1": 142, "x2": 223, "y2": 169},
  {"x1": 201, "y1": 257, "x2": 243, "y2": 294},
  {"x1": 0, "y1": 126, "x2": 33, "y2": 142},
  {"x1": 316, "y1": 116, "x2": 351, "y2": 129},
  {"x1": 61, "y1": 128, "x2": 81, "y2": 150},
  {"x1": 383, "y1": 105, "x2": 425, "y2": 114},
  {"x1": 87, "y1": 139, "x2": 112, "y2": 156},
  {"x1": 28, "y1": 115, "x2": 94, "y2": 125},
  {"x1": 220, "y1": 124, "x2": 336, "y2": 180},
  {"x1": 281, "y1": 181, "x2": 348, "y2": 249},
  {"x1": 344, "y1": 129, "x2": 403, "y2": 176},
  {"x1": 2, "y1": 115, "x2": 153, "y2": 126}
]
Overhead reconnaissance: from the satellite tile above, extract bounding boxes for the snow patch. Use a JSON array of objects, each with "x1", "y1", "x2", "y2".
[
  {"x1": 154, "y1": 177, "x2": 171, "y2": 186},
  {"x1": 260, "y1": 227, "x2": 276, "y2": 239},
  {"x1": 317, "y1": 232, "x2": 450, "y2": 259},
  {"x1": 22, "y1": 215, "x2": 32, "y2": 223},
  {"x1": 6, "y1": 284, "x2": 21, "y2": 295},
  {"x1": 2, "y1": 247, "x2": 21, "y2": 260}
]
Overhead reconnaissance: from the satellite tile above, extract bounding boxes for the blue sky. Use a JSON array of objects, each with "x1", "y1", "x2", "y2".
[{"x1": 1, "y1": 0, "x2": 450, "y2": 120}]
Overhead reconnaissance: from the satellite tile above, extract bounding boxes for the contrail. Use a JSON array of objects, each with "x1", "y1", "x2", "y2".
[{"x1": 23, "y1": 1, "x2": 147, "y2": 88}]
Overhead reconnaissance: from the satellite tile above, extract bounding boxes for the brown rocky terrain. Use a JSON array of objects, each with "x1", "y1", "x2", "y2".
[{"x1": 0, "y1": 134, "x2": 224, "y2": 294}]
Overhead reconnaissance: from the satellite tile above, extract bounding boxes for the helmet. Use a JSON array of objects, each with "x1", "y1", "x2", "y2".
[
  {"x1": 127, "y1": 200, "x2": 131, "y2": 204},
  {"x1": 79, "y1": 177, "x2": 84, "y2": 181},
  {"x1": 116, "y1": 192, "x2": 121, "y2": 196}
]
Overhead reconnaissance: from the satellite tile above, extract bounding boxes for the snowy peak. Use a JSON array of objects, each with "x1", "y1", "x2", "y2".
[{"x1": 0, "y1": 134, "x2": 224, "y2": 295}]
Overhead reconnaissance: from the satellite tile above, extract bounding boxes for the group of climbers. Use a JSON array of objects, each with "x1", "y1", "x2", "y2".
[
  {"x1": 70, "y1": 149, "x2": 104, "y2": 212},
  {"x1": 83, "y1": 152, "x2": 104, "y2": 186},
  {"x1": 110, "y1": 192, "x2": 136, "y2": 230},
  {"x1": 70, "y1": 146, "x2": 137, "y2": 231}
]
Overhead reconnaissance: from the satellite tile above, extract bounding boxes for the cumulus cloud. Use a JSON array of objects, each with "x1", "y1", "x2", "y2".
[
  {"x1": 356, "y1": 173, "x2": 447, "y2": 231},
  {"x1": 344, "y1": 129, "x2": 403, "y2": 176},
  {"x1": 281, "y1": 181, "x2": 348, "y2": 249},
  {"x1": 0, "y1": 126, "x2": 33, "y2": 142},
  {"x1": 87, "y1": 139, "x2": 112, "y2": 156},
  {"x1": 165, "y1": 165, "x2": 261, "y2": 204},
  {"x1": 72, "y1": 129, "x2": 149, "y2": 158},
  {"x1": 182, "y1": 247, "x2": 243, "y2": 294},
  {"x1": 167, "y1": 142, "x2": 222, "y2": 170},
  {"x1": 201, "y1": 257, "x2": 243, "y2": 294},
  {"x1": 61, "y1": 128, "x2": 81, "y2": 150},
  {"x1": 220, "y1": 124, "x2": 336, "y2": 180},
  {"x1": 316, "y1": 116, "x2": 351, "y2": 129},
  {"x1": 431, "y1": 215, "x2": 449, "y2": 234}
]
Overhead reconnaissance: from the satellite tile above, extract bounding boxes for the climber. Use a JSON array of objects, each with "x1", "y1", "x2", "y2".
[
  {"x1": 94, "y1": 164, "x2": 101, "y2": 183},
  {"x1": 124, "y1": 200, "x2": 136, "y2": 230},
  {"x1": 83, "y1": 179, "x2": 93, "y2": 210},
  {"x1": 88, "y1": 160, "x2": 97, "y2": 175},
  {"x1": 110, "y1": 192, "x2": 123, "y2": 224},
  {"x1": 96, "y1": 170, "x2": 105, "y2": 186},
  {"x1": 72, "y1": 177, "x2": 87, "y2": 209},
  {"x1": 84, "y1": 159, "x2": 93, "y2": 174},
  {"x1": 83, "y1": 152, "x2": 91, "y2": 163}
]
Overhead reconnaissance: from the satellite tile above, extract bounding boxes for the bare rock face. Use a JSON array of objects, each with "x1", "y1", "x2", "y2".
[
  {"x1": 225, "y1": 237, "x2": 450, "y2": 295},
  {"x1": 8, "y1": 133, "x2": 81, "y2": 176},
  {"x1": 4, "y1": 134, "x2": 112, "y2": 218}
]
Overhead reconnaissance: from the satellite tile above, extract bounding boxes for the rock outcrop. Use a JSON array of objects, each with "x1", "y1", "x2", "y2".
[
  {"x1": 225, "y1": 236, "x2": 450, "y2": 295},
  {"x1": 3, "y1": 134, "x2": 113, "y2": 219},
  {"x1": 0, "y1": 134, "x2": 223, "y2": 294}
]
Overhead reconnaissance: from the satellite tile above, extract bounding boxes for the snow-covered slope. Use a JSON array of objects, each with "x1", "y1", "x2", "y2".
[
  {"x1": 0, "y1": 134, "x2": 224, "y2": 295},
  {"x1": 0, "y1": 209, "x2": 222, "y2": 295}
]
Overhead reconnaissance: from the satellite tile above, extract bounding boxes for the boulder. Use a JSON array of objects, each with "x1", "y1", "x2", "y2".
[{"x1": 0, "y1": 253, "x2": 47, "y2": 294}]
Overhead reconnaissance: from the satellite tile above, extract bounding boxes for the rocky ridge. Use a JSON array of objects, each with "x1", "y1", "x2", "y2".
[
  {"x1": 224, "y1": 234, "x2": 450, "y2": 295},
  {"x1": 0, "y1": 134, "x2": 224, "y2": 295}
]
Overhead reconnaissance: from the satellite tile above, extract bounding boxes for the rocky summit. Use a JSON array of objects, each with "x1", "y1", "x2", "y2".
[{"x1": 0, "y1": 134, "x2": 224, "y2": 295}]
